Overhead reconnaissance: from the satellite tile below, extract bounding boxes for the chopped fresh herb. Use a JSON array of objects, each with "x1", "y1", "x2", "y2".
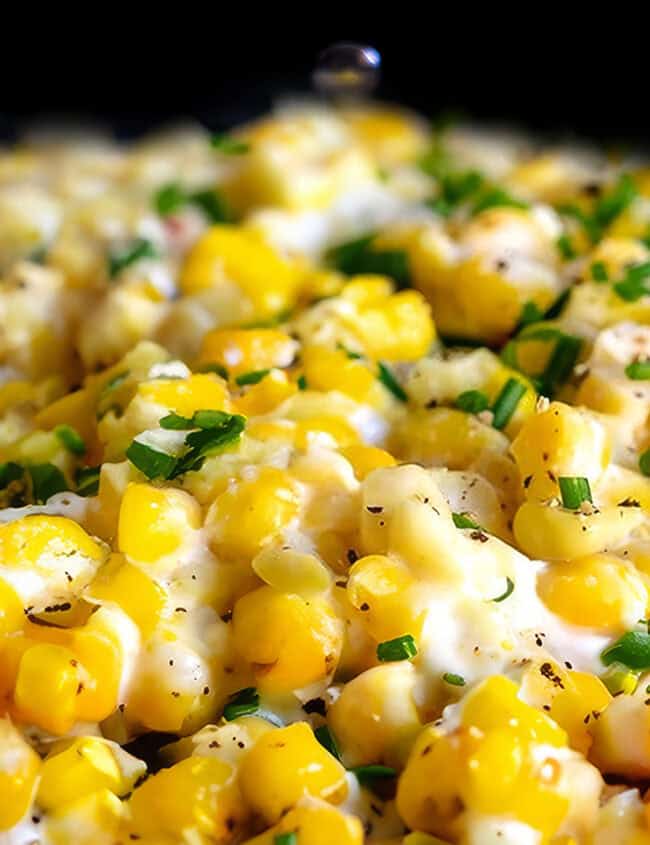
[
  {"x1": 442, "y1": 672, "x2": 466, "y2": 686},
  {"x1": 639, "y1": 448, "x2": 650, "y2": 477},
  {"x1": 601, "y1": 631, "x2": 650, "y2": 670},
  {"x1": 54, "y1": 424, "x2": 86, "y2": 456},
  {"x1": 160, "y1": 412, "x2": 194, "y2": 430},
  {"x1": 377, "y1": 634, "x2": 418, "y2": 662},
  {"x1": 274, "y1": 833, "x2": 297, "y2": 845},
  {"x1": 125, "y1": 440, "x2": 178, "y2": 481},
  {"x1": 613, "y1": 262, "x2": 650, "y2": 302},
  {"x1": 455, "y1": 389, "x2": 489, "y2": 414},
  {"x1": 539, "y1": 333, "x2": 581, "y2": 395},
  {"x1": 593, "y1": 173, "x2": 637, "y2": 229},
  {"x1": 196, "y1": 362, "x2": 229, "y2": 380},
  {"x1": 28, "y1": 463, "x2": 68, "y2": 503},
  {"x1": 558, "y1": 476, "x2": 592, "y2": 510},
  {"x1": 471, "y1": 187, "x2": 528, "y2": 216},
  {"x1": 491, "y1": 378, "x2": 526, "y2": 429},
  {"x1": 297, "y1": 374, "x2": 308, "y2": 390},
  {"x1": 544, "y1": 288, "x2": 572, "y2": 320},
  {"x1": 418, "y1": 142, "x2": 450, "y2": 180},
  {"x1": 223, "y1": 687, "x2": 259, "y2": 720},
  {"x1": 591, "y1": 260, "x2": 609, "y2": 283},
  {"x1": 210, "y1": 133, "x2": 250, "y2": 154},
  {"x1": 337, "y1": 342, "x2": 363, "y2": 360},
  {"x1": 314, "y1": 725, "x2": 341, "y2": 760},
  {"x1": 108, "y1": 238, "x2": 157, "y2": 278},
  {"x1": 192, "y1": 409, "x2": 234, "y2": 430},
  {"x1": 625, "y1": 360, "x2": 650, "y2": 380},
  {"x1": 427, "y1": 169, "x2": 485, "y2": 216},
  {"x1": 452, "y1": 512, "x2": 481, "y2": 530},
  {"x1": 558, "y1": 203, "x2": 602, "y2": 244},
  {"x1": 556, "y1": 233, "x2": 576, "y2": 260},
  {"x1": 491, "y1": 576, "x2": 515, "y2": 602},
  {"x1": 350, "y1": 764, "x2": 397, "y2": 792},
  {"x1": 0, "y1": 461, "x2": 24, "y2": 489},
  {"x1": 75, "y1": 465, "x2": 101, "y2": 497},
  {"x1": 101, "y1": 371, "x2": 130, "y2": 395},
  {"x1": 601, "y1": 661, "x2": 640, "y2": 696},
  {"x1": 327, "y1": 235, "x2": 411, "y2": 288},
  {"x1": 190, "y1": 189, "x2": 232, "y2": 223},
  {"x1": 235, "y1": 369, "x2": 271, "y2": 387},
  {"x1": 154, "y1": 183, "x2": 186, "y2": 216},
  {"x1": 518, "y1": 301, "x2": 544, "y2": 328},
  {"x1": 377, "y1": 362, "x2": 407, "y2": 402}
]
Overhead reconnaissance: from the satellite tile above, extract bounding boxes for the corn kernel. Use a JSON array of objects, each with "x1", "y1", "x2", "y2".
[
  {"x1": 45, "y1": 789, "x2": 126, "y2": 845},
  {"x1": 252, "y1": 545, "x2": 332, "y2": 595},
  {"x1": 301, "y1": 345, "x2": 378, "y2": 402},
  {"x1": 242, "y1": 798, "x2": 364, "y2": 845},
  {"x1": 197, "y1": 328, "x2": 297, "y2": 376},
  {"x1": 137, "y1": 372, "x2": 230, "y2": 416},
  {"x1": 14, "y1": 642, "x2": 80, "y2": 734},
  {"x1": 339, "y1": 445, "x2": 396, "y2": 480},
  {"x1": 0, "y1": 718, "x2": 41, "y2": 830},
  {"x1": 0, "y1": 578, "x2": 24, "y2": 635}
]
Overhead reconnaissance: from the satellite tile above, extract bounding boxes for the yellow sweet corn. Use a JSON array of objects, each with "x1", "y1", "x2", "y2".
[
  {"x1": 137, "y1": 371, "x2": 231, "y2": 416},
  {"x1": 0, "y1": 578, "x2": 24, "y2": 635},
  {"x1": 339, "y1": 444, "x2": 396, "y2": 480},
  {"x1": 302, "y1": 345, "x2": 379, "y2": 402},
  {"x1": 0, "y1": 718, "x2": 41, "y2": 830},
  {"x1": 13, "y1": 642, "x2": 81, "y2": 734},
  {"x1": 252, "y1": 545, "x2": 332, "y2": 595},
  {"x1": 197, "y1": 327, "x2": 297, "y2": 376},
  {"x1": 238, "y1": 722, "x2": 348, "y2": 823},
  {"x1": 44, "y1": 789, "x2": 127, "y2": 845},
  {"x1": 242, "y1": 797, "x2": 364, "y2": 845}
]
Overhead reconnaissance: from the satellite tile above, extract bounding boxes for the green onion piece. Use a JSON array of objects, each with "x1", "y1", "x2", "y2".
[
  {"x1": 75, "y1": 465, "x2": 101, "y2": 497},
  {"x1": 491, "y1": 378, "x2": 526, "y2": 430},
  {"x1": 154, "y1": 183, "x2": 186, "y2": 216},
  {"x1": 314, "y1": 725, "x2": 341, "y2": 760},
  {"x1": 28, "y1": 463, "x2": 68, "y2": 503},
  {"x1": 557, "y1": 203, "x2": 602, "y2": 245},
  {"x1": 601, "y1": 661, "x2": 640, "y2": 696},
  {"x1": 274, "y1": 834, "x2": 297, "y2": 845},
  {"x1": 192, "y1": 409, "x2": 234, "y2": 429},
  {"x1": 350, "y1": 764, "x2": 397, "y2": 792},
  {"x1": 471, "y1": 187, "x2": 528, "y2": 216},
  {"x1": 491, "y1": 576, "x2": 515, "y2": 602},
  {"x1": 235, "y1": 369, "x2": 271, "y2": 387},
  {"x1": 160, "y1": 413, "x2": 194, "y2": 430},
  {"x1": 601, "y1": 631, "x2": 650, "y2": 670},
  {"x1": 126, "y1": 440, "x2": 177, "y2": 480},
  {"x1": 297, "y1": 374, "x2": 308, "y2": 391},
  {"x1": 613, "y1": 262, "x2": 650, "y2": 302},
  {"x1": 591, "y1": 260, "x2": 609, "y2": 283},
  {"x1": 101, "y1": 371, "x2": 130, "y2": 395},
  {"x1": 168, "y1": 414, "x2": 245, "y2": 478},
  {"x1": 639, "y1": 448, "x2": 650, "y2": 477},
  {"x1": 54, "y1": 424, "x2": 86, "y2": 456},
  {"x1": 455, "y1": 389, "x2": 489, "y2": 414},
  {"x1": 518, "y1": 301, "x2": 544, "y2": 328},
  {"x1": 558, "y1": 476, "x2": 592, "y2": 510},
  {"x1": 210, "y1": 133, "x2": 250, "y2": 154},
  {"x1": 336, "y1": 342, "x2": 364, "y2": 360},
  {"x1": 544, "y1": 288, "x2": 572, "y2": 320},
  {"x1": 190, "y1": 189, "x2": 232, "y2": 223},
  {"x1": 556, "y1": 234, "x2": 576, "y2": 260},
  {"x1": 377, "y1": 634, "x2": 418, "y2": 662},
  {"x1": 327, "y1": 235, "x2": 411, "y2": 288},
  {"x1": 452, "y1": 512, "x2": 481, "y2": 530},
  {"x1": 108, "y1": 238, "x2": 157, "y2": 278},
  {"x1": 625, "y1": 360, "x2": 650, "y2": 380},
  {"x1": 442, "y1": 672, "x2": 466, "y2": 686},
  {"x1": 223, "y1": 687, "x2": 259, "y2": 721},
  {"x1": 196, "y1": 362, "x2": 229, "y2": 380},
  {"x1": 594, "y1": 173, "x2": 637, "y2": 228},
  {"x1": 0, "y1": 461, "x2": 24, "y2": 489},
  {"x1": 377, "y1": 362, "x2": 407, "y2": 402},
  {"x1": 540, "y1": 333, "x2": 582, "y2": 395}
]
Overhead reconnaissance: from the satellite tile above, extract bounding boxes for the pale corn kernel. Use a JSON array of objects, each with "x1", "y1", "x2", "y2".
[
  {"x1": 44, "y1": 789, "x2": 126, "y2": 845},
  {"x1": 238, "y1": 722, "x2": 348, "y2": 824},
  {"x1": 241, "y1": 797, "x2": 364, "y2": 845},
  {"x1": 252, "y1": 545, "x2": 332, "y2": 595},
  {"x1": 0, "y1": 718, "x2": 41, "y2": 830}
]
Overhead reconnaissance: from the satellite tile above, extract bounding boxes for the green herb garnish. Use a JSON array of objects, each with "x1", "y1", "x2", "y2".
[
  {"x1": 274, "y1": 834, "x2": 297, "y2": 845},
  {"x1": 442, "y1": 672, "x2": 466, "y2": 686},
  {"x1": 327, "y1": 235, "x2": 410, "y2": 288},
  {"x1": 601, "y1": 631, "x2": 650, "y2": 670},
  {"x1": 297, "y1": 374, "x2": 308, "y2": 391},
  {"x1": 455, "y1": 389, "x2": 489, "y2": 414},
  {"x1": 558, "y1": 476, "x2": 592, "y2": 510},
  {"x1": 223, "y1": 687, "x2": 259, "y2": 720},
  {"x1": 377, "y1": 362, "x2": 407, "y2": 402},
  {"x1": 452, "y1": 512, "x2": 481, "y2": 530},
  {"x1": 591, "y1": 261, "x2": 609, "y2": 283},
  {"x1": 639, "y1": 448, "x2": 650, "y2": 477},
  {"x1": 491, "y1": 378, "x2": 526, "y2": 429},
  {"x1": 154, "y1": 183, "x2": 186, "y2": 216},
  {"x1": 235, "y1": 369, "x2": 271, "y2": 387},
  {"x1": 377, "y1": 634, "x2": 418, "y2": 662},
  {"x1": 350, "y1": 764, "x2": 397, "y2": 794},
  {"x1": 125, "y1": 441, "x2": 179, "y2": 481},
  {"x1": 108, "y1": 238, "x2": 157, "y2": 278},
  {"x1": 210, "y1": 133, "x2": 250, "y2": 154},
  {"x1": 471, "y1": 187, "x2": 528, "y2": 216},
  {"x1": 491, "y1": 576, "x2": 515, "y2": 602},
  {"x1": 314, "y1": 725, "x2": 341, "y2": 760},
  {"x1": 28, "y1": 463, "x2": 68, "y2": 503},
  {"x1": 556, "y1": 234, "x2": 576, "y2": 260},
  {"x1": 54, "y1": 424, "x2": 86, "y2": 456},
  {"x1": 75, "y1": 465, "x2": 101, "y2": 497},
  {"x1": 613, "y1": 262, "x2": 650, "y2": 302},
  {"x1": 625, "y1": 360, "x2": 650, "y2": 380}
]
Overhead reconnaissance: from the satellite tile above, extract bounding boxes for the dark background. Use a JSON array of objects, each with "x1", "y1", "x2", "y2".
[{"x1": 1, "y1": 20, "x2": 646, "y2": 145}]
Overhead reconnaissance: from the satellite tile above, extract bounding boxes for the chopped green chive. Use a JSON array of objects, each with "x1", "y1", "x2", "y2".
[
  {"x1": 491, "y1": 378, "x2": 526, "y2": 429},
  {"x1": 125, "y1": 441, "x2": 178, "y2": 481},
  {"x1": 594, "y1": 173, "x2": 637, "y2": 229},
  {"x1": 327, "y1": 235, "x2": 410, "y2": 288},
  {"x1": 442, "y1": 672, "x2": 466, "y2": 686},
  {"x1": 452, "y1": 512, "x2": 481, "y2": 530},
  {"x1": 471, "y1": 187, "x2": 528, "y2": 216},
  {"x1": 350, "y1": 764, "x2": 397, "y2": 794},
  {"x1": 154, "y1": 183, "x2": 186, "y2": 216},
  {"x1": 101, "y1": 371, "x2": 130, "y2": 395},
  {"x1": 235, "y1": 369, "x2": 271, "y2": 387},
  {"x1": 54, "y1": 424, "x2": 86, "y2": 456},
  {"x1": 297, "y1": 374, "x2": 308, "y2": 391},
  {"x1": 591, "y1": 260, "x2": 609, "y2": 283},
  {"x1": 0, "y1": 461, "x2": 24, "y2": 489},
  {"x1": 455, "y1": 389, "x2": 489, "y2": 414},
  {"x1": 518, "y1": 301, "x2": 544, "y2": 328},
  {"x1": 75, "y1": 465, "x2": 101, "y2": 497},
  {"x1": 274, "y1": 834, "x2": 297, "y2": 845},
  {"x1": 377, "y1": 634, "x2": 418, "y2": 662},
  {"x1": 539, "y1": 333, "x2": 581, "y2": 395},
  {"x1": 558, "y1": 203, "x2": 602, "y2": 245},
  {"x1": 639, "y1": 448, "x2": 650, "y2": 477},
  {"x1": 601, "y1": 661, "x2": 640, "y2": 696},
  {"x1": 601, "y1": 631, "x2": 650, "y2": 670},
  {"x1": 192, "y1": 409, "x2": 234, "y2": 430},
  {"x1": 613, "y1": 262, "x2": 650, "y2": 302},
  {"x1": 491, "y1": 576, "x2": 515, "y2": 603},
  {"x1": 28, "y1": 463, "x2": 68, "y2": 503},
  {"x1": 196, "y1": 362, "x2": 229, "y2": 380},
  {"x1": 211, "y1": 133, "x2": 250, "y2": 154},
  {"x1": 160, "y1": 412, "x2": 194, "y2": 430},
  {"x1": 558, "y1": 476, "x2": 592, "y2": 510},
  {"x1": 108, "y1": 238, "x2": 157, "y2": 278},
  {"x1": 190, "y1": 189, "x2": 232, "y2": 223},
  {"x1": 377, "y1": 362, "x2": 407, "y2": 402},
  {"x1": 223, "y1": 687, "x2": 259, "y2": 721},
  {"x1": 625, "y1": 360, "x2": 650, "y2": 380},
  {"x1": 556, "y1": 234, "x2": 576, "y2": 260},
  {"x1": 544, "y1": 288, "x2": 572, "y2": 320},
  {"x1": 314, "y1": 725, "x2": 341, "y2": 760}
]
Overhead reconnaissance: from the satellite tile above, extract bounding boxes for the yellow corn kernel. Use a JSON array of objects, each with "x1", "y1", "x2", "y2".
[
  {"x1": 510, "y1": 401, "x2": 611, "y2": 500},
  {"x1": 137, "y1": 372, "x2": 230, "y2": 416},
  {"x1": 234, "y1": 370, "x2": 297, "y2": 416},
  {"x1": 341, "y1": 276, "x2": 394, "y2": 306},
  {"x1": 0, "y1": 578, "x2": 24, "y2": 635},
  {"x1": 34, "y1": 387, "x2": 99, "y2": 453},
  {"x1": 232, "y1": 585, "x2": 343, "y2": 693},
  {"x1": 45, "y1": 789, "x2": 126, "y2": 845},
  {"x1": 339, "y1": 445, "x2": 396, "y2": 480},
  {"x1": 461, "y1": 728, "x2": 525, "y2": 814},
  {"x1": 252, "y1": 545, "x2": 332, "y2": 595},
  {"x1": 180, "y1": 224, "x2": 302, "y2": 317},
  {"x1": 207, "y1": 467, "x2": 300, "y2": 561},
  {"x1": 349, "y1": 288, "x2": 436, "y2": 362},
  {"x1": 0, "y1": 514, "x2": 104, "y2": 576},
  {"x1": 37, "y1": 736, "x2": 145, "y2": 811},
  {"x1": 549, "y1": 671, "x2": 612, "y2": 755},
  {"x1": 0, "y1": 718, "x2": 41, "y2": 830},
  {"x1": 538, "y1": 554, "x2": 647, "y2": 631},
  {"x1": 344, "y1": 105, "x2": 428, "y2": 165},
  {"x1": 295, "y1": 415, "x2": 360, "y2": 450},
  {"x1": 128, "y1": 756, "x2": 245, "y2": 840},
  {"x1": 197, "y1": 328, "x2": 296, "y2": 376},
  {"x1": 462, "y1": 676, "x2": 567, "y2": 748},
  {"x1": 242, "y1": 798, "x2": 364, "y2": 845},
  {"x1": 14, "y1": 642, "x2": 80, "y2": 734},
  {"x1": 302, "y1": 345, "x2": 378, "y2": 401},
  {"x1": 238, "y1": 722, "x2": 348, "y2": 824},
  {"x1": 329, "y1": 662, "x2": 422, "y2": 768},
  {"x1": 513, "y1": 500, "x2": 644, "y2": 560},
  {"x1": 118, "y1": 483, "x2": 202, "y2": 565},
  {"x1": 71, "y1": 611, "x2": 126, "y2": 723},
  {"x1": 85, "y1": 460, "x2": 131, "y2": 543},
  {"x1": 346, "y1": 554, "x2": 424, "y2": 642},
  {"x1": 86, "y1": 553, "x2": 166, "y2": 636}
]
